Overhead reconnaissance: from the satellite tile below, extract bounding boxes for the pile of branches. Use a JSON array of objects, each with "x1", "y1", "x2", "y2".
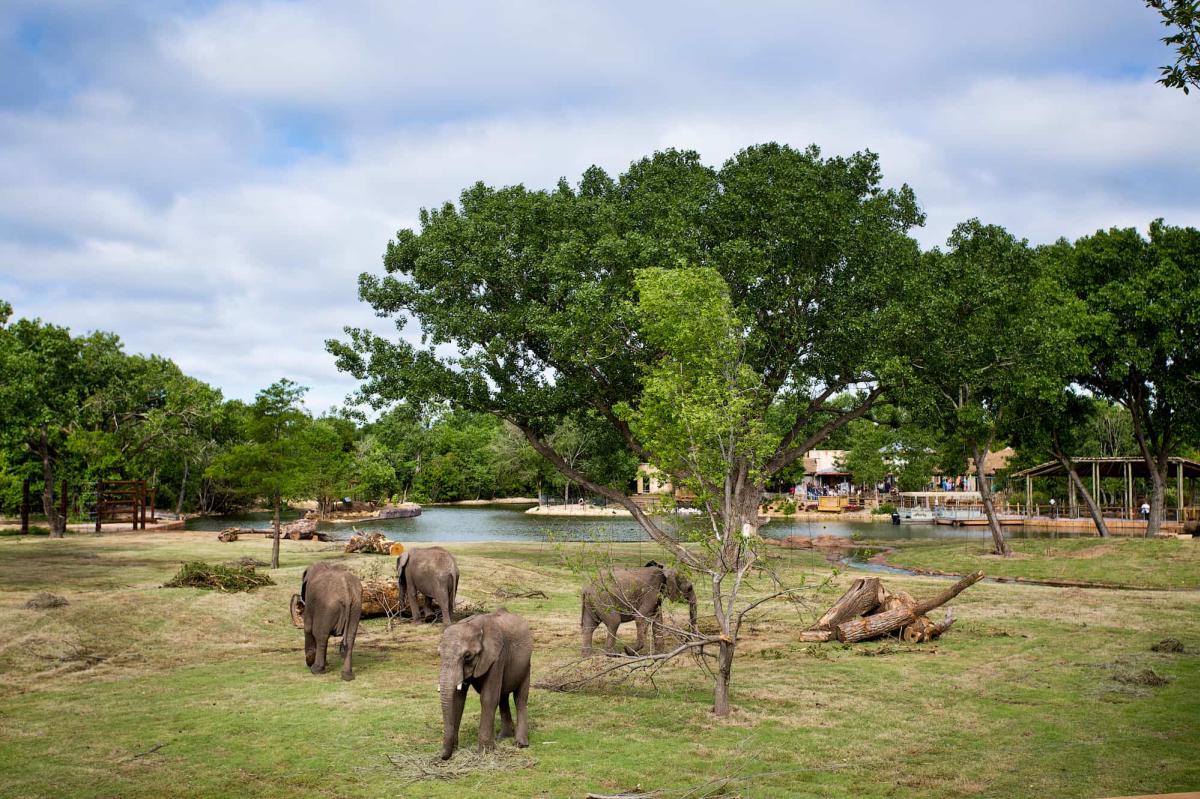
[
  {"x1": 344, "y1": 530, "x2": 403, "y2": 555},
  {"x1": 800, "y1": 572, "x2": 983, "y2": 644},
  {"x1": 164, "y1": 561, "x2": 275, "y2": 592}
]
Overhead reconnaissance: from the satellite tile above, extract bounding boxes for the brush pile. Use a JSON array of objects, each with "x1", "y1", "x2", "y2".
[
  {"x1": 800, "y1": 572, "x2": 983, "y2": 644},
  {"x1": 164, "y1": 561, "x2": 275, "y2": 592}
]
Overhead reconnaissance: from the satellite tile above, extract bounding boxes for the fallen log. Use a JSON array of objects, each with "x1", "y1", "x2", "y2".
[
  {"x1": 811, "y1": 577, "x2": 884, "y2": 631},
  {"x1": 804, "y1": 571, "x2": 983, "y2": 645}
]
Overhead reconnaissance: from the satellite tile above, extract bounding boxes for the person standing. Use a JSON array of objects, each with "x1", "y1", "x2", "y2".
[{"x1": 1140, "y1": 501, "x2": 1151, "y2": 522}]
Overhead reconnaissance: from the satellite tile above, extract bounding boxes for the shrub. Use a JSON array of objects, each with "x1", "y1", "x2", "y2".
[
  {"x1": 777, "y1": 499, "x2": 796, "y2": 515},
  {"x1": 873, "y1": 502, "x2": 896, "y2": 515}
]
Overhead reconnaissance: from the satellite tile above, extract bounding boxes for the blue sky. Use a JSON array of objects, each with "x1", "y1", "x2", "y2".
[{"x1": 1, "y1": 1, "x2": 1198, "y2": 410}]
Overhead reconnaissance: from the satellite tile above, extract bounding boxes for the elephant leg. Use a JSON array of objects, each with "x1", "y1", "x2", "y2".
[
  {"x1": 498, "y1": 692, "x2": 515, "y2": 739},
  {"x1": 511, "y1": 671, "x2": 530, "y2": 748},
  {"x1": 477, "y1": 681, "x2": 501, "y2": 753},
  {"x1": 304, "y1": 627, "x2": 316, "y2": 668},
  {"x1": 634, "y1": 618, "x2": 648, "y2": 653},
  {"x1": 311, "y1": 630, "x2": 329, "y2": 674},
  {"x1": 604, "y1": 618, "x2": 621, "y2": 654},
  {"x1": 437, "y1": 587, "x2": 453, "y2": 628},
  {"x1": 340, "y1": 605, "x2": 361, "y2": 682},
  {"x1": 581, "y1": 603, "x2": 598, "y2": 656},
  {"x1": 406, "y1": 583, "x2": 422, "y2": 625},
  {"x1": 514, "y1": 673, "x2": 530, "y2": 748}
]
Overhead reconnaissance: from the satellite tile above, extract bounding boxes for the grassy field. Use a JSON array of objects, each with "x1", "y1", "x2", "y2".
[
  {"x1": 879, "y1": 537, "x2": 1200, "y2": 589},
  {"x1": 0, "y1": 531, "x2": 1197, "y2": 798}
]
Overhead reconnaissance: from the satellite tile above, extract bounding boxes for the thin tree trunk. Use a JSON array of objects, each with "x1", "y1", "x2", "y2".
[
  {"x1": 1053, "y1": 448, "x2": 1109, "y2": 537},
  {"x1": 271, "y1": 495, "x2": 282, "y2": 569},
  {"x1": 1128, "y1": 402, "x2": 1170, "y2": 538},
  {"x1": 39, "y1": 427, "x2": 64, "y2": 538},
  {"x1": 973, "y1": 441, "x2": 1009, "y2": 556},
  {"x1": 176, "y1": 460, "x2": 189, "y2": 516},
  {"x1": 713, "y1": 639, "x2": 734, "y2": 717}
]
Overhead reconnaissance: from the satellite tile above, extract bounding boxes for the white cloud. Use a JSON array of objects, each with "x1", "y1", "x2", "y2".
[{"x1": 2, "y1": 0, "x2": 1198, "y2": 411}]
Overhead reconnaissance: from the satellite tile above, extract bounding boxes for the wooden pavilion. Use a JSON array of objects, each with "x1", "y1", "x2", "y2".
[{"x1": 1010, "y1": 456, "x2": 1200, "y2": 522}]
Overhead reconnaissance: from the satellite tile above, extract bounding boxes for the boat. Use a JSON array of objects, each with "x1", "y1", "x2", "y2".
[{"x1": 896, "y1": 491, "x2": 982, "y2": 524}]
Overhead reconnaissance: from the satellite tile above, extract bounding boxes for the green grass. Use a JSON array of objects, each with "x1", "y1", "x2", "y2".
[
  {"x1": 0, "y1": 531, "x2": 1197, "y2": 798},
  {"x1": 879, "y1": 537, "x2": 1200, "y2": 589}
]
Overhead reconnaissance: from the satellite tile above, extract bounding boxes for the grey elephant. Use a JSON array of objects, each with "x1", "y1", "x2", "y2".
[
  {"x1": 294, "y1": 562, "x2": 362, "y2": 681},
  {"x1": 396, "y1": 546, "x2": 459, "y2": 628},
  {"x1": 581, "y1": 561, "x2": 698, "y2": 656},
  {"x1": 437, "y1": 608, "x2": 533, "y2": 760}
]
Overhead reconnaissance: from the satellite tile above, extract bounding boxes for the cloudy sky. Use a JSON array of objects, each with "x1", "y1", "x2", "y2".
[{"x1": 2, "y1": 1, "x2": 1197, "y2": 411}]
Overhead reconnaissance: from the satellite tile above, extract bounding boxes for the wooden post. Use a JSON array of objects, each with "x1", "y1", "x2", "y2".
[
  {"x1": 1092, "y1": 462, "x2": 1099, "y2": 514},
  {"x1": 1178, "y1": 461, "x2": 1184, "y2": 523},
  {"x1": 139, "y1": 481, "x2": 147, "y2": 529},
  {"x1": 1126, "y1": 462, "x2": 1133, "y2": 520},
  {"x1": 149, "y1": 487, "x2": 156, "y2": 523},
  {"x1": 95, "y1": 481, "x2": 102, "y2": 533},
  {"x1": 20, "y1": 478, "x2": 30, "y2": 535},
  {"x1": 1068, "y1": 474, "x2": 1077, "y2": 518},
  {"x1": 1025, "y1": 476, "x2": 1032, "y2": 517}
]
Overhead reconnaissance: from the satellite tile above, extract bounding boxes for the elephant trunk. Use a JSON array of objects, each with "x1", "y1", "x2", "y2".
[{"x1": 439, "y1": 661, "x2": 466, "y2": 760}]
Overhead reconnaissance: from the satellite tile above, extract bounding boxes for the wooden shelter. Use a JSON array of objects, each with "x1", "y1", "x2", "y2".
[
  {"x1": 94, "y1": 480, "x2": 155, "y2": 531},
  {"x1": 1010, "y1": 456, "x2": 1200, "y2": 522}
]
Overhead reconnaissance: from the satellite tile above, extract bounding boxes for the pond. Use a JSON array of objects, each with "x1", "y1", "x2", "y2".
[{"x1": 184, "y1": 504, "x2": 1083, "y2": 543}]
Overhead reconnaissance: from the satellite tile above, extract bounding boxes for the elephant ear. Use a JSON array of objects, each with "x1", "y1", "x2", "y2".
[
  {"x1": 473, "y1": 618, "x2": 501, "y2": 678},
  {"x1": 662, "y1": 569, "x2": 684, "y2": 601},
  {"x1": 397, "y1": 551, "x2": 411, "y2": 579},
  {"x1": 300, "y1": 567, "x2": 312, "y2": 602}
]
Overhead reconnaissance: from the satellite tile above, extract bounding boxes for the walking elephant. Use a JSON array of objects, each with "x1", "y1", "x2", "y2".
[
  {"x1": 438, "y1": 608, "x2": 533, "y2": 760},
  {"x1": 396, "y1": 546, "x2": 459, "y2": 628},
  {"x1": 294, "y1": 561, "x2": 362, "y2": 681},
  {"x1": 581, "y1": 562, "x2": 698, "y2": 656}
]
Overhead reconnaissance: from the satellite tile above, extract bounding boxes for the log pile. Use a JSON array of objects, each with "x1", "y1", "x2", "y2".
[
  {"x1": 344, "y1": 530, "x2": 404, "y2": 555},
  {"x1": 216, "y1": 519, "x2": 331, "y2": 543},
  {"x1": 800, "y1": 571, "x2": 983, "y2": 644}
]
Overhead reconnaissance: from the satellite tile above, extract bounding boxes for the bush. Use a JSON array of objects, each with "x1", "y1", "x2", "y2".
[
  {"x1": 777, "y1": 499, "x2": 796, "y2": 515},
  {"x1": 873, "y1": 502, "x2": 896, "y2": 516},
  {"x1": 164, "y1": 561, "x2": 274, "y2": 592}
]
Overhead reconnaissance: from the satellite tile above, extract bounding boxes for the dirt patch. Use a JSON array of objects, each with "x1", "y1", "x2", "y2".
[
  {"x1": 25, "y1": 592, "x2": 69, "y2": 609},
  {"x1": 1062, "y1": 544, "x2": 1117, "y2": 560}
]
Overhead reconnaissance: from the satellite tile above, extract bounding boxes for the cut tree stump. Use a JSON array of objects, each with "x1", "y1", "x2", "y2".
[{"x1": 804, "y1": 571, "x2": 983, "y2": 645}]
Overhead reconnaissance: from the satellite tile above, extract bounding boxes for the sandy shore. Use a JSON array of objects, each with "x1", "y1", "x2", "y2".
[
  {"x1": 524, "y1": 504, "x2": 633, "y2": 518},
  {"x1": 428, "y1": 498, "x2": 539, "y2": 506}
]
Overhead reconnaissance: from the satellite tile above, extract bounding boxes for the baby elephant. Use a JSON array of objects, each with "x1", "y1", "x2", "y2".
[
  {"x1": 437, "y1": 608, "x2": 532, "y2": 760},
  {"x1": 397, "y1": 546, "x2": 459, "y2": 627},
  {"x1": 295, "y1": 562, "x2": 362, "y2": 681}
]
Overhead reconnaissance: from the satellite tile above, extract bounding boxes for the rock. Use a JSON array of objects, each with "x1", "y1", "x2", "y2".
[{"x1": 375, "y1": 503, "x2": 422, "y2": 520}]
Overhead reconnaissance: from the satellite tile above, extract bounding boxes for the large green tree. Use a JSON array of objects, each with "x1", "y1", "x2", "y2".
[
  {"x1": 910, "y1": 221, "x2": 1084, "y2": 555},
  {"x1": 330, "y1": 143, "x2": 924, "y2": 714},
  {"x1": 1049, "y1": 221, "x2": 1200, "y2": 535}
]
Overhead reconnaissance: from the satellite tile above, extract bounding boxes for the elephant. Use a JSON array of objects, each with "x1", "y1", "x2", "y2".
[
  {"x1": 437, "y1": 608, "x2": 533, "y2": 760},
  {"x1": 396, "y1": 547, "x2": 459, "y2": 628},
  {"x1": 294, "y1": 561, "x2": 362, "y2": 681},
  {"x1": 581, "y1": 562, "x2": 698, "y2": 656}
]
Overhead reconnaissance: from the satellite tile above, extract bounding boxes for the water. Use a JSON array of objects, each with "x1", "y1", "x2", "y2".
[{"x1": 183, "y1": 504, "x2": 1080, "y2": 543}]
